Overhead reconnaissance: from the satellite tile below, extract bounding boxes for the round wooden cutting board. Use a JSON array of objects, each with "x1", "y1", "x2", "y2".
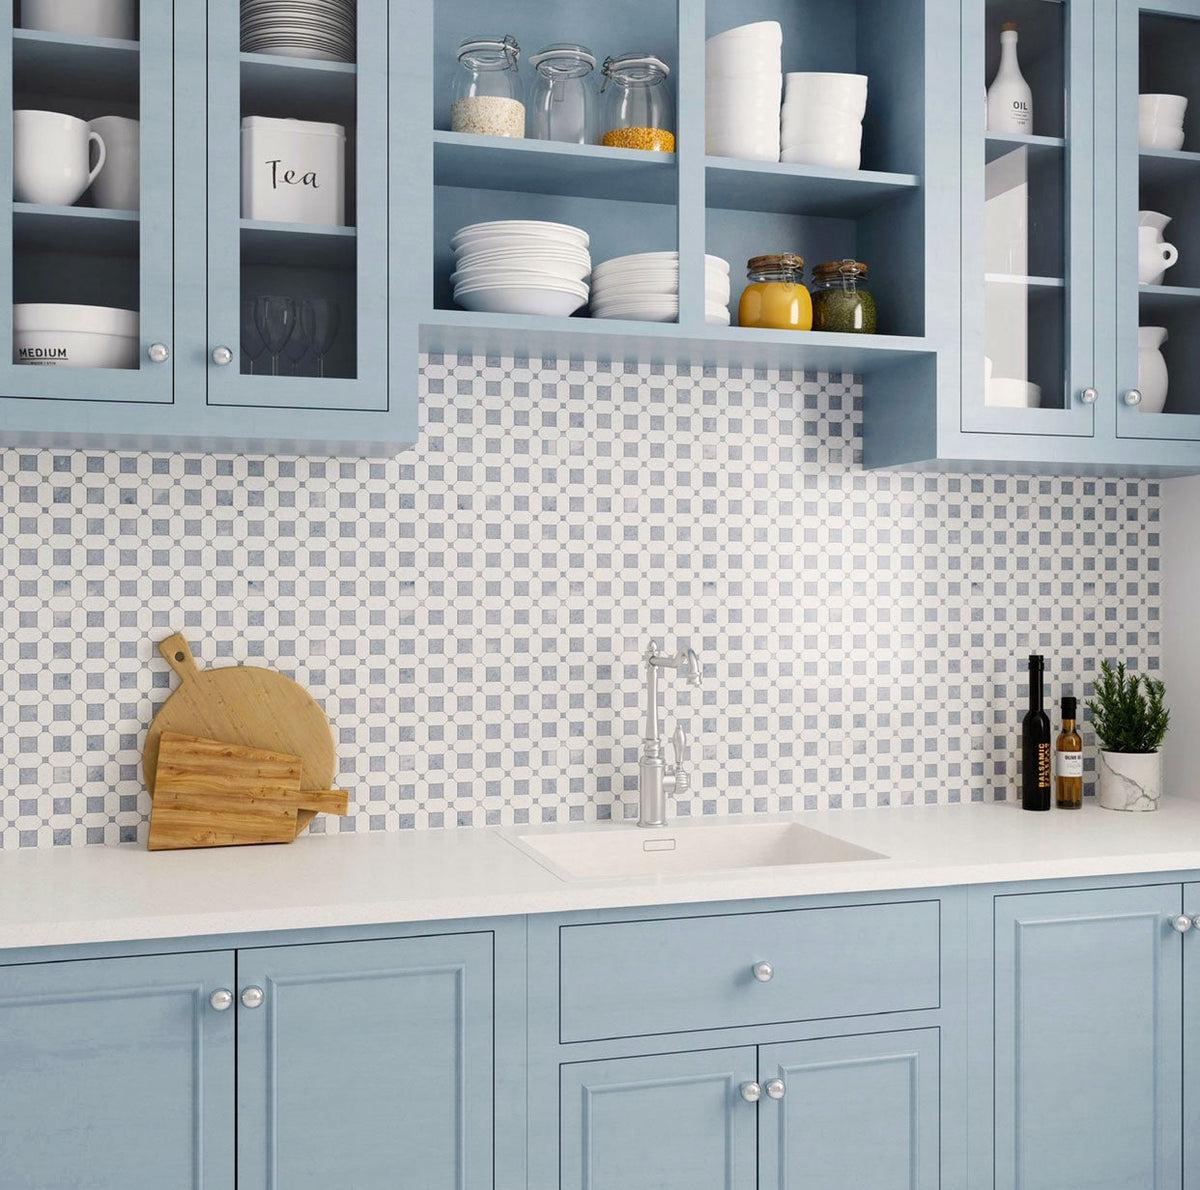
[{"x1": 143, "y1": 633, "x2": 336, "y2": 829}]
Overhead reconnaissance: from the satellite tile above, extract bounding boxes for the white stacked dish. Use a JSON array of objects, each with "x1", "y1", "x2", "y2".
[
  {"x1": 12, "y1": 303, "x2": 138, "y2": 369},
  {"x1": 781, "y1": 73, "x2": 868, "y2": 169},
  {"x1": 241, "y1": 0, "x2": 355, "y2": 63},
  {"x1": 451, "y1": 220, "x2": 591, "y2": 316},
  {"x1": 706, "y1": 21, "x2": 782, "y2": 162},
  {"x1": 591, "y1": 252, "x2": 731, "y2": 324}
]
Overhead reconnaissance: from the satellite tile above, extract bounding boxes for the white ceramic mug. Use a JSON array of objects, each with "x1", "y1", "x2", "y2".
[
  {"x1": 1139, "y1": 93, "x2": 1187, "y2": 150},
  {"x1": 12, "y1": 110, "x2": 106, "y2": 207},
  {"x1": 20, "y1": 0, "x2": 135, "y2": 40},
  {"x1": 87, "y1": 115, "x2": 139, "y2": 210},
  {"x1": 1138, "y1": 226, "x2": 1179, "y2": 285}
]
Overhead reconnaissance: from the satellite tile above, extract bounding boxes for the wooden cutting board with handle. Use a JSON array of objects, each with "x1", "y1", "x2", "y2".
[{"x1": 143, "y1": 633, "x2": 341, "y2": 831}]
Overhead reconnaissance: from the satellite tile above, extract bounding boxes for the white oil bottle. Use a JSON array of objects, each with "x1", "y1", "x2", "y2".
[{"x1": 987, "y1": 21, "x2": 1033, "y2": 134}]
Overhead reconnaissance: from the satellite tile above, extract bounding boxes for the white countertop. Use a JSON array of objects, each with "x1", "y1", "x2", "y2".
[{"x1": 7, "y1": 799, "x2": 1200, "y2": 951}]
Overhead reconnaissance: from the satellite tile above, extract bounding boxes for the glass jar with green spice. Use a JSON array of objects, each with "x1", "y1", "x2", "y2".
[{"x1": 810, "y1": 260, "x2": 877, "y2": 334}]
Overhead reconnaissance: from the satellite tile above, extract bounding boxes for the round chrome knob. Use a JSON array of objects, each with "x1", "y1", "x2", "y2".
[
  {"x1": 740, "y1": 1081, "x2": 762, "y2": 1104},
  {"x1": 211, "y1": 345, "x2": 234, "y2": 366},
  {"x1": 1124, "y1": 389, "x2": 1143, "y2": 407},
  {"x1": 1080, "y1": 387, "x2": 1099, "y2": 405},
  {"x1": 147, "y1": 342, "x2": 170, "y2": 364},
  {"x1": 241, "y1": 985, "x2": 265, "y2": 1009},
  {"x1": 1172, "y1": 915, "x2": 1193, "y2": 934},
  {"x1": 765, "y1": 1078, "x2": 786, "y2": 1100},
  {"x1": 1193, "y1": 916, "x2": 1200, "y2": 931},
  {"x1": 209, "y1": 988, "x2": 233, "y2": 1011},
  {"x1": 752, "y1": 961, "x2": 774, "y2": 983}
]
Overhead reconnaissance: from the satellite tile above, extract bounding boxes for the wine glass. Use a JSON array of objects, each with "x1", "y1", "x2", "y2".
[
  {"x1": 282, "y1": 313, "x2": 311, "y2": 376},
  {"x1": 252, "y1": 296, "x2": 297, "y2": 376},
  {"x1": 300, "y1": 299, "x2": 340, "y2": 378},
  {"x1": 240, "y1": 299, "x2": 267, "y2": 375}
]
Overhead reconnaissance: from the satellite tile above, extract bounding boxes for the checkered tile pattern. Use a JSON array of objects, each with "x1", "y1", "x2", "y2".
[{"x1": 0, "y1": 354, "x2": 1162, "y2": 847}]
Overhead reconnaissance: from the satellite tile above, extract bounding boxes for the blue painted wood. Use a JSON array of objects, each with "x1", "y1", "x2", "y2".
[
  {"x1": 993, "y1": 884, "x2": 1183, "y2": 1190},
  {"x1": 1182, "y1": 881, "x2": 1200, "y2": 1188},
  {"x1": 706, "y1": 158, "x2": 921, "y2": 218},
  {"x1": 559, "y1": 1047, "x2": 757, "y2": 1190},
  {"x1": 558, "y1": 900, "x2": 940, "y2": 1042},
  {"x1": 758, "y1": 1029, "x2": 940, "y2": 1190},
  {"x1": 237, "y1": 932, "x2": 494, "y2": 1190},
  {"x1": 0, "y1": 949, "x2": 235, "y2": 1190}
]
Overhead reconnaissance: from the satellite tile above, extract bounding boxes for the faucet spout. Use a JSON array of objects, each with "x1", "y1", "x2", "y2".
[{"x1": 637, "y1": 643, "x2": 701, "y2": 828}]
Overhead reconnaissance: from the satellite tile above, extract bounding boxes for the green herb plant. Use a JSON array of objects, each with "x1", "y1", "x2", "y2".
[{"x1": 1085, "y1": 661, "x2": 1170, "y2": 754}]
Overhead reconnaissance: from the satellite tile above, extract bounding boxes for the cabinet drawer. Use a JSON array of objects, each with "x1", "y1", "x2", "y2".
[{"x1": 558, "y1": 899, "x2": 940, "y2": 1042}]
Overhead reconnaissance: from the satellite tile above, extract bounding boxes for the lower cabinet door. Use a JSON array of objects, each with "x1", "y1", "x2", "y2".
[
  {"x1": 559, "y1": 1047, "x2": 758, "y2": 1190},
  {"x1": 994, "y1": 885, "x2": 1182, "y2": 1190},
  {"x1": 1183, "y1": 882, "x2": 1200, "y2": 1188},
  {"x1": 0, "y1": 950, "x2": 236, "y2": 1190},
  {"x1": 236, "y1": 932, "x2": 494, "y2": 1190},
  {"x1": 757, "y1": 1030, "x2": 939, "y2": 1190}
]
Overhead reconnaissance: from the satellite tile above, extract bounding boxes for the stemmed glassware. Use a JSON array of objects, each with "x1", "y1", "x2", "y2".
[
  {"x1": 240, "y1": 299, "x2": 267, "y2": 375},
  {"x1": 252, "y1": 296, "x2": 297, "y2": 376},
  {"x1": 282, "y1": 316, "x2": 311, "y2": 376},
  {"x1": 244, "y1": 296, "x2": 340, "y2": 377},
  {"x1": 300, "y1": 299, "x2": 340, "y2": 378}
]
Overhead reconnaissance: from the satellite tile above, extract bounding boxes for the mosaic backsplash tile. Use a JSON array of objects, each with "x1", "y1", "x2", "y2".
[{"x1": 0, "y1": 355, "x2": 1161, "y2": 848}]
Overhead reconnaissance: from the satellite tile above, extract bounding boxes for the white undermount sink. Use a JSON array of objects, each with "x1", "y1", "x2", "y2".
[{"x1": 508, "y1": 820, "x2": 886, "y2": 882}]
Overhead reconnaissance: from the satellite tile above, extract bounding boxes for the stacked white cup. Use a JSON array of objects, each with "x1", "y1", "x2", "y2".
[
  {"x1": 1139, "y1": 94, "x2": 1187, "y2": 151},
  {"x1": 782, "y1": 73, "x2": 868, "y2": 169},
  {"x1": 705, "y1": 21, "x2": 783, "y2": 162}
]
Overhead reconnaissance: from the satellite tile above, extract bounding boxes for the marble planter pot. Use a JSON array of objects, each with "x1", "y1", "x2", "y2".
[{"x1": 1097, "y1": 749, "x2": 1162, "y2": 811}]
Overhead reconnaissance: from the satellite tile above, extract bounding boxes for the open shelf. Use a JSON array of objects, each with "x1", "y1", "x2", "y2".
[
  {"x1": 240, "y1": 220, "x2": 357, "y2": 269},
  {"x1": 985, "y1": 132, "x2": 1065, "y2": 163},
  {"x1": 12, "y1": 203, "x2": 138, "y2": 256},
  {"x1": 433, "y1": 131, "x2": 677, "y2": 205},
  {"x1": 1139, "y1": 149, "x2": 1200, "y2": 186},
  {"x1": 11, "y1": 27, "x2": 138, "y2": 102},
  {"x1": 705, "y1": 157, "x2": 920, "y2": 217},
  {"x1": 240, "y1": 51, "x2": 357, "y2": 113},
  {"x1": 1139, "y1": 284, "x2": 1200, "y2": 316}
]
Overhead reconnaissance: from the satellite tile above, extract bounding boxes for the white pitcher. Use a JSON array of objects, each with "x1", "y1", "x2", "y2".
[
  {"x1": 1139, "y1": 226, "x2": 1179, "y2": 285},
  {"x1": 1137, "y1": 326, "x2": 1169, "y2": 413}
]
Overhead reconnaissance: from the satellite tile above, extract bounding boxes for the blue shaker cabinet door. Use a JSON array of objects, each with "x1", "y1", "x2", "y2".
[
  {"x1": 1182, "y1": 882, "x2": 1200, "y2": 1188},
  {"x1": 0, "y1": 950, "x2": 236, "y2": 1190},
  {"x1": 758, "y1": 1030, "x2": 940, "y2": 1190},
  {"x1": 994, "y1": 885, "x2": 1183, "y2": 1190},
  {"x1": 559, "y1": 1047, "x2": 758, "y2": 1190},
  {"x1": 236, "y1": 932, "x2": 494, "y2": 1190}
]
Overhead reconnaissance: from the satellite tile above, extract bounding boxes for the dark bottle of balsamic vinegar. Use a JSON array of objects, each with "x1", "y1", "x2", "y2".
[{"x1": 1021, "y1": 655, "x2": 1053, "y2": 810}]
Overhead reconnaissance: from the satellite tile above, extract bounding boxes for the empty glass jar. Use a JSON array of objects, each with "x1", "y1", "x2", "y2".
[
  {"x1": 451, "y1": 35, "x2": 525, "y2": 138},
  {"x1": 600, "y1": 53, "x2": 675, "y2": 151},
  {"x1": 528, "y1": 43, "x2": 597, "y2": 144}
]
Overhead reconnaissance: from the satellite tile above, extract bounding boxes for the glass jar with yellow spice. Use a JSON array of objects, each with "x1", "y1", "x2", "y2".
[
  {"x1": 737, "y1": 254, "x2": 813, "y2": 331},
  {"x1": 600, "y1": 54, "x2": 675, "y2": 152},
  {"x1": 810, "y1": 260, "x2": 877, "y2": 333}
]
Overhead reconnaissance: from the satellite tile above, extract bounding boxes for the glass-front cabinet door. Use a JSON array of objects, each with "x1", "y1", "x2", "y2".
[
  {"x1": 0, "y1": 1, "x2": 174, "y2": 403},
  {"x1": 205, "y1": 0, "x2": 389, "y2": 412},
  {"x1": 1113, "y1": 0, "x2": 1200, "y2": 444},
  {"x1": 963, "y1": 0, "x2": 1097, "y2": 437}
]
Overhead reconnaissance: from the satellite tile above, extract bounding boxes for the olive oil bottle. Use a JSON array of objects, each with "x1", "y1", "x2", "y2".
[
  {"x1": 1021, "y1": 655, "x2": 1052, "y2": 811},
  {"x1": 1056, "y1": 695, "x2": 1083, "y2": 809}
]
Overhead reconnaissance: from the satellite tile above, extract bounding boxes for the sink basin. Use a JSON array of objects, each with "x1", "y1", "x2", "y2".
[{"x1": 508, "y1": 820, "x2": 885, "y2": 881}]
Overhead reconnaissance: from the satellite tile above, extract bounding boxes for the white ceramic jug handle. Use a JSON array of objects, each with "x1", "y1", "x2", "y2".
[
  {"x1": 1161, "y1": 242, "x2": 1179, "y2": 270},
  {"x1": 86, "y1": 131, "x2": 107, "y2": 189}
]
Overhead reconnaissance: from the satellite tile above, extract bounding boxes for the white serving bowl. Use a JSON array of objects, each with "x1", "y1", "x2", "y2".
[
  {"x1": 706, "y1": 75, "x2": 783, "y2": 104},
  {"x1": 784, "y1": 72, "x2": 868, "y2": 112},
  {"x1": 705, "y1": 21, "x2": 783, "y2": 51},
  {"x1": 783, "y1": 100, "x2": 865, "y2": 127},
  {"x1": 1139, "y1": 122, "x2": 1186, "y2": 151},
  {"x1": 594, "y1": 251, "x2": 729, "y2": 275},
  {"x1": 706, "y1": 48, "x2": 782, "y2": 78},
  {"x1": 706, "y1": 133, "x2": 781, "y2": 161},
  {"x1": 451, "y1": 234, "x2": 591, "y2": 260},
  {"x1": 12, "y1": 303, "x2": 138, "y2": 368},
  {"x1": 453, "y1": 255, "x2": 591, "y2": 283},
  {"x1": 782, "y1": 123, "x2": 863, "y2": 150},
  {"x1": 1139, "y1": 93, "x2": 1187, "y2": 125},
  {"x1": 452, "y1": 263, "x2": 591, "y2": 289},
  {"x1": 592, "y1": 278, "x2": 731, "y2": 305},
  {"x1": 781, "y1": 140, "x2": 862, "y2": 169},
  {"x1": 591, "y1": 296, "x2": 730, "y2": 322},
  {"x1": 451, "y1": 219, "x2": 589, "y2": 251},
  {"x1": 454, "y1": 280, "x2": 589, "y2": 317},
  {"x1": 984, "y1": 378, "x2": 1042, "y2": 409}
]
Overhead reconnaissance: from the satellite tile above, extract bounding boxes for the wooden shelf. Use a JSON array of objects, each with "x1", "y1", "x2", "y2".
[
  {"x1": 12, "y1": 27, "x2": 139, "y2": 102},
  {"x1": 432, "y1": 131, "x2": 677, "y2": 205},
  {"x1": 422, "y1": 309, "x2": 931, "y2": 374},
  {"x1": 240, "y1": 219, "x2": 357, "y2": 269},
  {"x1": 240, "y1": 51, "x2": 357, "y2": 115},
  {"x1": 1139, "y1": 283, "x2": 1200, "y2": 316},
  {"x1": 12, "y1": 202, "x2": 138, "y2": 256},
  {"x1": 705, "y1": 157, "x2": 920, "y2": 217},
  {"x1": 985, "y1": 132, "x2": 1065, "y2": 163},
  {"x1": 1139, "y1": 148, "x2": 1200, "y2": 186}
]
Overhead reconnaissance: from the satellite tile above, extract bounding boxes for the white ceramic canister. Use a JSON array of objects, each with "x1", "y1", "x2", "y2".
[
  {"x1": 1137, "y1": 326, "x2": 1169, "y2": 414},
  {"x1": 241, "y1": 116, "x2": 346, "y2": 227},
  {"x1": 20, "y1": 0, "x2": 135, "y2": 40},
  {"x1": 1097, "y1": 749, "x2": 1162, "y2": 811}
]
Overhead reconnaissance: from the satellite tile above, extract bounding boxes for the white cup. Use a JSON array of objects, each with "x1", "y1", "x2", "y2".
[
  {"x1": 12, "y1": 110, "x2": 106, "y2": 207},
  {"x1": 87, "y1": 115, "x2": 139, "y2": 210},
  {"x1": 784, "y1": 73, "x2": 869, "y2": 119},
  {"x1": 20, "y1": 0, "x2": 135, "y2": 40},
  {"x1": 1138, "y1": 225, "x2": 1179, "y2": 286},
  {"x1": 1139, "y1": 94, "x2": 1187, "y2": 150}
]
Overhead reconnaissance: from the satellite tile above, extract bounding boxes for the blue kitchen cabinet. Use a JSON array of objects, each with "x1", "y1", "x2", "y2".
[
  {"x1": 0, "y1": 950, "x2": 236, "y2": 1190},
  {"x1": 758, "y1": 1030, "x2": 940, "y2": 1190},
  {"x1": 559, "y1": 1047, "x2": 759, "y2": 1190}
]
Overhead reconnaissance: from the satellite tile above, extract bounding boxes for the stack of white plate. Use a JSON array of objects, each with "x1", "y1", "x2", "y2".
[
  {"x1": 241, "y1": 0, "x2": 355, "y2": 63},
  {"x1": 706, "y1": 21, "x2": 783, "y2": 162},
  {"x1": 451, "y1": 220, "x2": 591, "y2": 316},
  {"x1": 781, "y1": 73, "x2": 868, "y2": 169},
  {"x1": 591, "y1": 252, "x2": 731, "y2": 324}
]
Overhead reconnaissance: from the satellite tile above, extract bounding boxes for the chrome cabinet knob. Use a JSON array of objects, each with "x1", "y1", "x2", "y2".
[
  {"x1": 1192, "y1": 916, "x2": 1200, "y2": 931},
  {"x1": 1171, "y1": 915, "x2": 1192, "y2": 934},
  {"x1": 752, "y1": 961, "x2": 774, "y2": 983},
  {"x1": 241, "y1": 985, "x2": 265, "y2": 1009},
  {"x1": 1124, "y1": 389, "x2": 1143, "y2": 407},
  {"x1": 211, "y1": 345, "x2": 234, "y2": 366},
  {"x1": 147, "y1": 342, "x2": 170, "y2": 363},
  {"x1": 740, "y1": 1081, "x2": 762, "y2": 1104},
  {"x1": 765, "y1": 1078, "x2": 786, "y2": 1100},
  {"x1": 1080, "y1": 387, "x2": 1099, "y2": 405},
  {"x1": 209, "y1": 988, "x2": 233, "y2": 1011}
]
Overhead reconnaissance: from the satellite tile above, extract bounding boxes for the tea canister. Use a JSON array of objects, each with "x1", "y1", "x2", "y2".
[
  {"x1": 241, "y1": 116, "x2": 345, "y2": 226},
  {"x1": 810, "y1": 259, "x2": 877, "y2": 333}
]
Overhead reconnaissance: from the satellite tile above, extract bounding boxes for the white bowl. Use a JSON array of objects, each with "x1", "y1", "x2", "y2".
[
  {"x1": 985, "y1": 378, "x2": 1042, "y2": 409},
  {"x1": 451, "y1": 219, "x2": 589, "y2": 251},
  {"x1": 594, "y1": 251, "x2": 729, "y2": 275},
  {"x1": 782, "y1": 124, "x2": 864, "y2": 151},
  {"x1": 453, "y1": 256, "x2": 591, "y2": 284},
  {"x1": 455, "y1": 244, "x2": 591, "y2": 266},
  {"x1": 781, "y1": 141, "x2": 862, "y2": 169},
  {"x1": 784, "y1": 72, "x2": 868, "y2": 107},
  {"x1": 592, "y1": 278, "x2": 731, "y2": 305},
  {"x1": 1139, "y1": 93, "x2": 1187, "y2": 126},
  {"x1": 452, "y1": 263, "x2": 591, "y2": 289},
  {"x1": 706, "y1": 74, "x2": 782, "y2": 103},
  {"x1": 14, "y1": 302, "x2": 138, "y2": 335},
  {"x1": 706, "y1": 133, "x2": 781, "y2": 161},
  {"x1": 454, "y1": 281, "x2": 589, "y2": 317},
  {"x1": 591, "y1": 296, "x2": 730, "y2": 322},
  {"x1": 783, "y1": 100, "x2": 865, "y2": 126},
  {"x1": 1139, "y1": 123, "x2": 1186, "y2": 151},
  {"x1": 706, "y1": 49, "x2": 783, "y2": 78},
  {"x1": 705, "y1": 21, "x2": 783, "y2": 50},
  {"x1": 12, "y1": 303, "x2": 138, "y2": 369}
]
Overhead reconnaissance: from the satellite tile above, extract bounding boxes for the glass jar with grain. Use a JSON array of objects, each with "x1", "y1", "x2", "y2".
[
  {"x1": 810, "y1": 260, "x2": 877, "y2": 333},
  {"x1": 737, "y1": 254, "x2": 813, "y2": 331},
  {"x1": 599, "y1": 53, "x2": 675, "y2": 152},
  {"x1": 451, "y1": 35, "x2": 525, "y2": 139}
]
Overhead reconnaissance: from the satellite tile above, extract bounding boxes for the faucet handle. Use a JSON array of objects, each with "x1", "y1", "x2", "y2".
[{"x1": 671, "y1": 725, "x2": 690, "y2": 769}]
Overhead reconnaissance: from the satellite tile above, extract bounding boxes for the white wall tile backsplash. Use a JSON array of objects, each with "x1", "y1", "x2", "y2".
[{"x1": 0, "y1": 355, "x2": 1161, "y2": 848}]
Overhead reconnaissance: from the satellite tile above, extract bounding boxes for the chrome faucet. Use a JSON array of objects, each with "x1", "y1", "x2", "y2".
[{"x1": 637, "y1": 642, "x2": 701, "y2": 828}]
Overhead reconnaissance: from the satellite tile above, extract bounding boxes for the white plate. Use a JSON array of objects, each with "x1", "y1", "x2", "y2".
[
  {"x1": 594, "y1": 251, "x2": 729, "y2": 275},
  {"x1": 455, "y1": 283, "x2": 589, "y2": 317},
  {"x1": 452, "y1": 262, "x2": 591, "y2": 286},
  {"x1": 452, "y1": 219, "x2": 589, "y2": 250}
]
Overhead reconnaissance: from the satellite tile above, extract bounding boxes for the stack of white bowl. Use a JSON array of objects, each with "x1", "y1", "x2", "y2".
[
  {"x1": 591, "y1": 252, "x2": 731, "y2": 324},
  {"x1": 781, "y1": 73, "x2": 868, "y2": 169},
  {"x1": 451, "y1": 220, "x2": 591, "y2": 316},
  {"x1": 1139, "y1": 93, "x2": 1187, "y2": 150},
  {"x1": 706, "y1": 22, "x2": 782, "y2": 162}
]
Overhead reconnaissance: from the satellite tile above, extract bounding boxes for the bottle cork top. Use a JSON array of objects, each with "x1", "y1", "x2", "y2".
[{"x1": 1001, "y1": 20, "x2": 1018, "y2": 32}]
